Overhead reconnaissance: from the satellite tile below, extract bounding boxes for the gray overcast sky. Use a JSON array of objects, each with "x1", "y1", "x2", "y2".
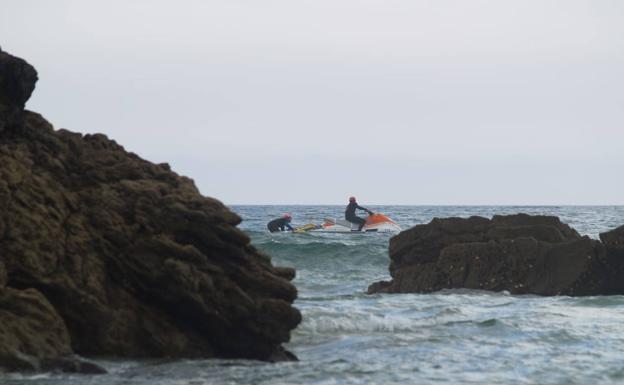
[{"x1": 1, "y1": 0, "x2": 623, "y2": 204}]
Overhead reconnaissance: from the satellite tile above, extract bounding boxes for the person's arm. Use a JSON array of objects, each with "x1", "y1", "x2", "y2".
[
  {"x1": 356, "y1": 205, "x2": 373, "y2": 214},
  {"x1": 286, "y1": 223, "x2": 294, "y2": 231}
]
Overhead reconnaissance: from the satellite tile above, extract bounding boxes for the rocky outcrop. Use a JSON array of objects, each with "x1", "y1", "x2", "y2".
[
  {"x1": 0, "y1": 287, "x2": 104, "y2": 373},
  {"x1": 0, "y1": 48, "x2": 301, "y2": 373},
  {"x1": 0, "y1": 49, "x2": 37, "y2": 133},
  {"x1": 369, "y1": 214, "x2": 624, "y2": 296},
  {"x1": 599, "y1": 225, "x2": 624, "y2": 290},
  {"x1": 600, "y1": 225, "x2": 624, "y2": 257}
]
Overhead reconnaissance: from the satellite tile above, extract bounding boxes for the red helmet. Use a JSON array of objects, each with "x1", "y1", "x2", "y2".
[
  {"x1": 349, "y1": 196, "x2": 356, "y2": 203},
  {"x1": 283, "y1": 213, "x2": 292, "y2": 220}
]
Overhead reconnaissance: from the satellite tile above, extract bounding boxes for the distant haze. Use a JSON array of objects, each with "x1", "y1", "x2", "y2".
[{"x1": 2, "y1": 0, "x2": 622, "y2": 205}]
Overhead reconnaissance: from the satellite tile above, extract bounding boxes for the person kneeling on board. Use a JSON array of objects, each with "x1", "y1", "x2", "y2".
[
  {"x1": 267, "y1": 214, "x2": 294, "y2": 232},
  {"x1": 345, "y1": 196, "x2": 373, "y2": 231}
]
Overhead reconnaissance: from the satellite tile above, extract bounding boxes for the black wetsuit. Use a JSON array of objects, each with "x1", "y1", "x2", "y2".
[
  {"x1": 267, "y1": 217, "x2": 294, "y2": 232},
  {"x1": 345, "y1": 202, "x2": 370, "y2": 230}
]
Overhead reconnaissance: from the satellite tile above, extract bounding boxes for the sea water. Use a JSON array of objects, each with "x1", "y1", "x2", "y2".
[{"x1": 4, "y1": 206, "x2": 624, "y2": 385}]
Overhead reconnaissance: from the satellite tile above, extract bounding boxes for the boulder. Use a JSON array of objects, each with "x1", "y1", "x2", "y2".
[
  {"x1": 0, "y1": 287, "x2": 104, "y2": 373},
  {"x1": 369, "y1": 214, "x2": 624, "y2": 296},
  {"x1": 0, "y1": 48, "x2": 301, "y2": 372}
]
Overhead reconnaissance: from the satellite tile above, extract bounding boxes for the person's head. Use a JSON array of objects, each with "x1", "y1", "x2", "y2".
[
  {"x1": 283, "y1": 213, "x2": 292, "y2": 222},
  {"x1": 349, "y1": 196, "x2": 356, "y2": 203}
]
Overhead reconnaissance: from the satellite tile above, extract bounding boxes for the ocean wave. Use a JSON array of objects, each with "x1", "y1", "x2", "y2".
[
  {"x1": 295, "y1": 305, "x2": 482, "y2": 334},
  {"x1": 298, "y1": 312, "x2": 426, "y2": 334}
]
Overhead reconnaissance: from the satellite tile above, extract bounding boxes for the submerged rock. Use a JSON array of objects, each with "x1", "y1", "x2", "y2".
[
  {"x1": 369, "y1": 214, "x2": 624, "y2": 296},
  {"x1": 0, "y1": 48, "x2": 301, "y2": 372}
]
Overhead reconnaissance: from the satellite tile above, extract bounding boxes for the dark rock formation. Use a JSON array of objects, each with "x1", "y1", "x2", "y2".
[
  {"x1": 601, "y1": 225, "x2": 624, "y2": 257},
  {"x1": 0, "y1": 48, "x2": 301, "y2": 373},
  {"x1": 0, "y1": 49, "x2": 37, "y2": 133},
  {"x1": 369, "y1": 214, "x2": 624, "y2": 296},
  {"x1": 599, "y1": 225, "x2": 624, "y2": 292},
  {"x1": 0, "y1": 287, "x2": 105, "y2": 373}
]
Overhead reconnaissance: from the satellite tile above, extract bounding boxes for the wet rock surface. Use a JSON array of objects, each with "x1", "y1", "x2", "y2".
[
  {"x1": 369, "y1": 214, "x2": 624, "y2": 296},
  {"x1": 0, "y1": 48, "x2": 301, "y2": 373}
]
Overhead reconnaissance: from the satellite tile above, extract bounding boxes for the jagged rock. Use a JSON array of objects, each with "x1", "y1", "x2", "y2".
[
  {"x1": 369, "y1": 214, "x2": 624, "y2": 296},
  {"x1": 0, "y1": 48, "x2": 301, "y2": 372},
  {"x1": 598, "y1": 225, "x2": 624, "y2": 292},
  {"x1": 601, "y1": 225, "x2": 624, "y2": 256},
  {"x1": 0, "y1": 49, "x2": 37, "y2": 133},
  {"x1": 0, "y1": 287, "x2": 71, "y2": 371},
  {"x1": 273, "y1": 266, "x2": 296, "y2": 281},
  {"x1": 0, "y1": 287, "x2": 104, "y2": 373}
]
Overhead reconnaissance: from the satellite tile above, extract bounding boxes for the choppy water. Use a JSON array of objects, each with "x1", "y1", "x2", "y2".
[{"x1": 5, "y1": 206, "x2": 624, "y2": 385}]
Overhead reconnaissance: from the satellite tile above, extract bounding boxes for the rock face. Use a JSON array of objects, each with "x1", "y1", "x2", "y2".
[
  {"x1": 0, "y1": 48, "x2": 301, "y2": 372},
  {"x1": 0, "y1": 49, "x2": 37, "y2": 135},
  {"x1": 369, "y1": 214, "x2": 624, "y2": 296},
  {"x1": 600, "y1": 225, "x2": 624, "y2": 257}
]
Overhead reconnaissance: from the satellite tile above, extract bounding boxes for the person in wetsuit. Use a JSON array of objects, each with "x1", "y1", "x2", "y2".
[
  {"x1": 267, "y1": 214, "x2": 294, "y2": 232},
  {"x1": 345, "y1": 196, "x2": 373, "y2": 231}
]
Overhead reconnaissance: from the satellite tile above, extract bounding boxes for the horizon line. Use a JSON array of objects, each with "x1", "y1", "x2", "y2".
[{"x1": 225, "y1": 203, "x2": 624, "y2": 207}]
